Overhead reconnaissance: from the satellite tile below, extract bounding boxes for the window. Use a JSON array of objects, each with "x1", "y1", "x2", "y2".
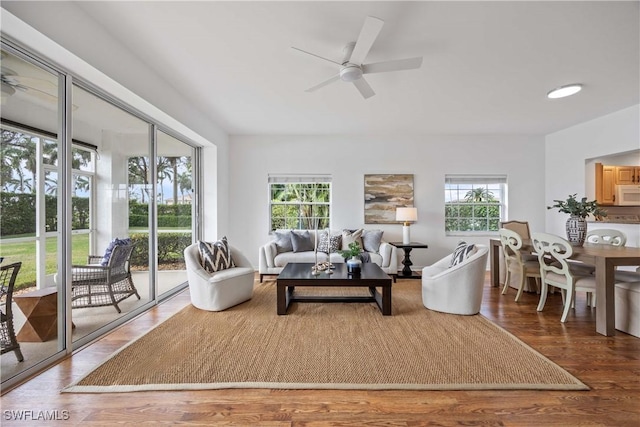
[
  {"x1": 445, "y1": 175, "x2": 507, "y2": 234},
  {"x1": 268, "y1": 175, "x2": 331, "y2": 231}
]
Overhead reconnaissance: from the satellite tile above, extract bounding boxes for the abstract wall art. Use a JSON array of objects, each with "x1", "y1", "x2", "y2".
[{"x1": 364, "y1": 174, "x2": 414, "y2": 224}]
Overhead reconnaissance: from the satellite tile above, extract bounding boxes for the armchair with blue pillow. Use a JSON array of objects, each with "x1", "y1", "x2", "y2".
[{"x1": 69, "y1": 238, "x2": 140, "y2": 313}]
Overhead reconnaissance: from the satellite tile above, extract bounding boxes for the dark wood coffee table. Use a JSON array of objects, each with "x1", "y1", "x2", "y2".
[{"x1": 276, "y1": 262, "x2": 393, "y2": 315}]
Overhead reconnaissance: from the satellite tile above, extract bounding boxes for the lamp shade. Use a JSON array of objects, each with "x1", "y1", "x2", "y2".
[{"x1": 396, "y1": 207, "x2": 418, "y2": 223}]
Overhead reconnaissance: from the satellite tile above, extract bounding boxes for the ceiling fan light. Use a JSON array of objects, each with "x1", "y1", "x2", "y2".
[
  {"x1": 340, "y1": 65, "x2": 363, "y2": 82},
  {"x1": 547, "y1": 83, "x2": 582, "y2": 99}
]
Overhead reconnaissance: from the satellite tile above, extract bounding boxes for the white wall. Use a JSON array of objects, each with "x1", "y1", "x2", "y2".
[
  {"x1": 229, "y1": 134, "x2": 546, "y2": 270},
  {"x1": 545, "y1": 104, "x2": 640, "y2": 238}
]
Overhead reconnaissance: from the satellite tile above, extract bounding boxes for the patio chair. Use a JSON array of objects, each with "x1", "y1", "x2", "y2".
[
  {"x1": 1, "y1": 262, "x2": 24, "y2": 362},
  {"x1": 71, "y1": 243, "x2": 140, "y2": 313}
]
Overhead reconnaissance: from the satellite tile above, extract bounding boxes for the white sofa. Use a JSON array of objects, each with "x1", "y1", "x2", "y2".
[
  {"x1": 258, "y1": 229, "x2": 398, "y2": 282},
  {"x1": 184, "y1": 243, "x2": 255, "y2": 311},
  {"x1": 421, "y1": 244, "x2": 489, "y2": 315}
]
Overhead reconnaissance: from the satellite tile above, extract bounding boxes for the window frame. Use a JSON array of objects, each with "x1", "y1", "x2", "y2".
[
  {"x1": 444, "y1": 174, "x2": 507, "y2": 236},
  {"x1": 268, "y1": 175, "x2": 332, "y2": 232}
]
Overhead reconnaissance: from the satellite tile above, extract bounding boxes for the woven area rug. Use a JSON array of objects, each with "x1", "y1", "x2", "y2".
[{"x1": 63, "y1": 280, "x2": 588, "y2": 392}]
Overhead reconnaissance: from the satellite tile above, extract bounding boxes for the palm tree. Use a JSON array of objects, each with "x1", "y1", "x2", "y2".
[
  {"x1": 128, "y1": 157, "x2": 150, "y2": 202},
  {"x1": 168, "y1": 157, "x2": 179, "y2": 204},
  {"x1": 156, "y1": 157, "x2": 173, "y2": 203},
  {"x1": 177, "y1": 165, "x2": 192, "y2": 203},
  {"x1": 464, "y1": 188, "x2": 496, "y2": 203}
]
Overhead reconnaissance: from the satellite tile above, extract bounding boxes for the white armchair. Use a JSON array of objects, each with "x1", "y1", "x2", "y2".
[
  {"x1": 421, "y1": 244, "x2": 489, "y2": 315},
  {"x1": 184, "y1": 243, "x2": 255, "y2": 311}
]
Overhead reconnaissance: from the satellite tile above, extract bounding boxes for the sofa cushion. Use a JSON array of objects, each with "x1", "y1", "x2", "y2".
[
  {"x1": 101, "y1": 237, "x2": 132, "y2": 266},
  {"x1": 362, "y1": 229, "x2": 383, "y2": 253},
  {"x1": 450, "y1": 241, "x2": 477, "y2": 267},
  {"x1": 198, "y1": 237, "x2": 235, "y2": 273},
  {"x1": 342, "y1": 229, "x2": 363, "y2": 250},
  {"x1": 274, "y1": 251, "x2": 318, "y2": 267},
  {"x1": 273, "y1": 230, "x2": 293, "y2": 254},
  {"x1": 291, "y1": 230, "x2": 314, "y2": 252},
  {"x1": 317, "y1": 231, "x2": 342, "y2": 253}
]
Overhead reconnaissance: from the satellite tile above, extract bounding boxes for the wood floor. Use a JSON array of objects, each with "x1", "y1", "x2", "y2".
[{"x1": 2, "y1": 274, "x2": 639, "y2": 426}]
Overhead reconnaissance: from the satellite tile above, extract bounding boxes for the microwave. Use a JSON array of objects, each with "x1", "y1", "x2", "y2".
[{"x1": 615, "y1": 184, "x2": 640, "y2": 206}]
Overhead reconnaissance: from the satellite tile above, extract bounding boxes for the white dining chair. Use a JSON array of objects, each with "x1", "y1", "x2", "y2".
[
  {"x1": 586, "y1": 229, "x2": 626, "y2": 246},
  {"x1": 531, "y1": 232, "x2": 597, "y2": 323},
  {"x1": 498, "y1": 220, "x2": 538, "y2": 293},
  {"x1": 586, "y1": 229, "x2": 640, "y2": 283},
  {"x1": 499, "y1": 228, "x2": 541, "y2": 301}
]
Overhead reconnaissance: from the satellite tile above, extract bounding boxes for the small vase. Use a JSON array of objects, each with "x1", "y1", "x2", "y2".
[
  {"x1": 347, "y1": 256, "x2": 362, "y2": 275},
  {"x1": 566, "y1": 215, "x2": 587, "y2": 246}
]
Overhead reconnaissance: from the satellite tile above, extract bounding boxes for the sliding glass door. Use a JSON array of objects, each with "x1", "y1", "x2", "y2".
[
  {"x1": 1, "y1": 38, "x2": 201, "y2": 389},
  {"x1": 70, "y1": 85, "x2": 154, "y2": 345},
  {"x1": 156, "y1": 130, "x2": 194, "y2": 297},
  {"x1": 0, "y1": 47, "x2": 65, "y2": 383}
]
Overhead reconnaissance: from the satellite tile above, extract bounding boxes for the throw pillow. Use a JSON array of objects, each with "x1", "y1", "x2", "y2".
[
  {"x1": 449, "y1": 241, "x2": 477, "y2": 267},
  {"x1": 101, "y1": 237, "x2": 132, "y2": 266},
  {"x1": 198, "y1": 237, "x2": 236, "y2": 273},
  {"x1": 341, "y1": 229, "x2": 364, "y2": 250},
  {"x1": 273, "y1": 230, "x2": 293, "y2": 253},
  {"x1": 291, "y1": 230, "x2": 314, "y2": 252},
  {"x1": 362, "y1": 229, "x2": 384, "y2": 253},
  {"x1": 317, "y1": 231, "x2": 342, "y2": 253}
]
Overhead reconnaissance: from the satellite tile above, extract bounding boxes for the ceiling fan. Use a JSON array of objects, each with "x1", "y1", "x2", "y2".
[
  {"x1": 1, "y1": 65, "x2": 58, "y2": 105},
  {"x1": 292, "y1": 16, "x2": 423, "y2": 99}
]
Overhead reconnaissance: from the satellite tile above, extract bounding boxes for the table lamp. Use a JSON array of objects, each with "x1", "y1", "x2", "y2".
[{"x1": 396, "y1": 207, "x2": 417, "y2": 244}]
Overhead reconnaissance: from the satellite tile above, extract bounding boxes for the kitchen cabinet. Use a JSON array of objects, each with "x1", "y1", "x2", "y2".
[
  {"x1": 595, "y1": 163, "x2": 616, "y2": 205},
  {"x1": 615, "y1": 166, "x2": 640, "y2": 184}
]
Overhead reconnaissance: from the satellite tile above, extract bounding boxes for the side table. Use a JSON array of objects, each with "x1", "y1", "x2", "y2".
[
  {"x1": 389, "y1": 242, "x2": 429, "y2": 279},
  {"x1": 14, "y1": 287, "x2": 60, "y2": 342}
]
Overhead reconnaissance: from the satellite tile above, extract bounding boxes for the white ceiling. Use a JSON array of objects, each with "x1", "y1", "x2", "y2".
[{"x1": 3, "y1": 1, "x2": 640, "y2": 136}]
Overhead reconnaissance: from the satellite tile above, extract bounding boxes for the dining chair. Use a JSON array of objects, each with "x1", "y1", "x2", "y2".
[
  {"x1": 499, "y1": 220, "x2": 531, "y2": 239},
  {"x1": 498, "y1": 220, "x2": 538, "y2": 292},
  {"x1": 531, "y1": 232, "x2": 598, "y2": 323},
  {"x1": 1, "y1": 262, "x2": 24, "y2": 362},
  {"x1": 499, "y1": 228, "x2": 541, "y2": 301},
  {"x1": 586, "y1": 229, "x2": 640, "y2": 283},
  {"x1": 586, "y1": 229, "x2": 626, "y2": 246}
]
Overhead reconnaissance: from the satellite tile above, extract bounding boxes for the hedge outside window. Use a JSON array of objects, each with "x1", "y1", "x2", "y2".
[
  {"x1": 445, "y1": 175, "x2": 507, "y2": 234},
  {"x1": 269, "y1": 175, "x2": 331, "y2": 232}
]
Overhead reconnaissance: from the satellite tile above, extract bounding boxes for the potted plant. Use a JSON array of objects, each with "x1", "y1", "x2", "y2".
[
  {"x1": 547, "y1": 194, "x2": 607, "y2": 246},
  {"x1": 340, "y1": 242, "x2": 363, "y2": 275}
]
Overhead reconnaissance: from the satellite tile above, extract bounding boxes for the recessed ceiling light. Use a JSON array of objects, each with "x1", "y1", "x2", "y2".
[{"x1": 547, "y1": 84, "x2": 583, "y2": 99}]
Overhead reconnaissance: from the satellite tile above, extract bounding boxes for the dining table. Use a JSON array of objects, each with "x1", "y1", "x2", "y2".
[{"x1": 489, "y1": 238, "x2": 640, "y2": 336}]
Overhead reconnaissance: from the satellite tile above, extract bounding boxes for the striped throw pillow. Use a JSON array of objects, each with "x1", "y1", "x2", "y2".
[
  {"x1": 449, "y1": 241, "x2": 477, "y2": 267},
  {"x1": 198, "y1": 237, "x2": 235, "y2": 273}
]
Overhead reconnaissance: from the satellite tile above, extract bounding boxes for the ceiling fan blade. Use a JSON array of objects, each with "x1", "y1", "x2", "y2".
[
  {"x1": 292, "y1": 47, "x2": 342, "y2": 66},
  {"x1": 348, "y1": 16, "x2": 384, "y2": 65},
  {"x1": 353, "y1": 77, "x2": 375, "y2": 99},
  {"x1": 362, "y1": 57, "x2": 423, "y2": 74},
  {"x1": 305, "y1": 74, "x2": 340, "y2": 93}
]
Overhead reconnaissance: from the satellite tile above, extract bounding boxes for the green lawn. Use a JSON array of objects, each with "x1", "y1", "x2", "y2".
[{"x1": 0, "y1": 234, "x2": 90, "y2": 291}]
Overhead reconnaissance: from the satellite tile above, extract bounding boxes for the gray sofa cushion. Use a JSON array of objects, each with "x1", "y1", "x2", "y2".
[
  {"x1": 291, "y1": 230, "x2": 314, "y2": 252},
  {"x1": 362, "y1": 229, "x2": 383, "y2": 253},
  {"x1": 273, "y1": 230, "x2": 293, "y2": 253}
]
